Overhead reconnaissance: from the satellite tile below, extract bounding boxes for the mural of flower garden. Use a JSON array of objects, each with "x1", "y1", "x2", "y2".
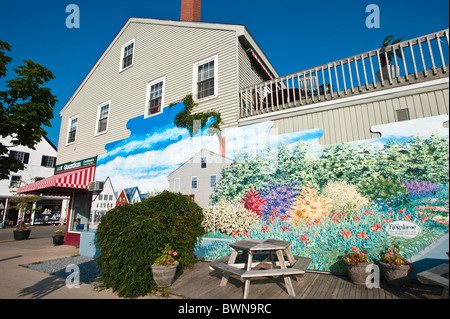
[{"x1": 199, "y1": 135, "x2": 449, "y2": 273}]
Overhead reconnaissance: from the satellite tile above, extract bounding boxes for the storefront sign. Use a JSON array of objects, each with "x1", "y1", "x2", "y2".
[
  {"x1": 386, "y1": 220, "x2": 422, "y2": 239},
  {"x1": 55, "y1": 156, "x2": 97, "y2": 174}
]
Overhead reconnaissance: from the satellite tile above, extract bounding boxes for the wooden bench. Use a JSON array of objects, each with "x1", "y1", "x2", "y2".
[
  {"x1": 209, "y1": 261, "x2": 246, "y2": 277},
  {"x1": 417, "y1": 263, "x2": 449, "y2": 299},
  {"x1": 241, "y1": 267, "x2": 304, "y2": 278}
]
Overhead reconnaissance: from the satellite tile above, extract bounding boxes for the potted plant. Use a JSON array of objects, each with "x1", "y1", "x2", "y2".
[
  {"x1": 379, "y1": 243, "x2": 413, "y2": 288},
  {"x1": 13, "y1": 221, "x2": 31, "y2": 240},
  {"x1": 151, "y1": 244, "x2": 179, "y2": 287},
  {"x1": 376, "y1": 35, "x2": 404, "y2": 82},
  {"x1": 343, "y1": 247, "x2": 374, "y2": 285},
  {"x1": 52, "y1": 229, "x2": 65, "y2": 246}
]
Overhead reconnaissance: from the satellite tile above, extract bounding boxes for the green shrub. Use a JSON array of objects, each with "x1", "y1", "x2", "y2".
[
  {"x1": 358, "y1": 176, "x2": 406, "y2": 203},
  {"x1": 321, "y1": 181, "x2": 369, "y2": 214},
  {"x1": 96, "y1": 192, "x2": 204, "y2": 298}
]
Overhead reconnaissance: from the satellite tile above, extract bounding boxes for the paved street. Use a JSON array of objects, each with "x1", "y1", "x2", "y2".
[{"x1": 0, "y1": 224, "x2": 65, "y2": 242}]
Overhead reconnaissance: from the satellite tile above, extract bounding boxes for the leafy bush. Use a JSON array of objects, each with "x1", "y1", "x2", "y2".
[
  {"x1": 240, "y1": 187, "x2": 265, "y2": 217},
  {"x1": 96, "y1": 192, "x2": 203, "y2": 298},
  {"x1": 322, "y1": 181, "x2": 369, "y2": 214},
  {"x1": 259, "y1": 180, "x2": 300, "y2": 219},
  {"x1": 290, "y1": 182, "x2": 332, "y2": 223},
  {"x1": 404, "y1": 180, "x2": 443, "y2": 199},
  {"x1": 358, "y1": 176, "x2": 407, "y2": 203},
  {"x1": 202, "y1": 199, "x2": 259, "y2": 236}
]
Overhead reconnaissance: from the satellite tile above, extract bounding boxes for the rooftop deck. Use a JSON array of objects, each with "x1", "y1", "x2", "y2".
[
  {"x1": 240, "y1": 29, "x2": 449, "y2": 120},
  {"x1": 168, "y1": 261, "x2": 444, "y2": 299}
]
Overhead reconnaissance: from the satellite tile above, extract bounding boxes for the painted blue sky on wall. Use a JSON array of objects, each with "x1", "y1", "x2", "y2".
[{"x1": 95, "y1": 102, "x2": 449, "y2": 193}]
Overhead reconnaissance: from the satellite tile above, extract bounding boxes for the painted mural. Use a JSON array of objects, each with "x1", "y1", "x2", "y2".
[{"x1": 95, "y1": 101, "x2": 449, "y2": 273}]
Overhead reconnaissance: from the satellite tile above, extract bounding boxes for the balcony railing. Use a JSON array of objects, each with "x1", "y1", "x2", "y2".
[{"x1": 240, "y1": 29, "x2": 449, "y2": 119}]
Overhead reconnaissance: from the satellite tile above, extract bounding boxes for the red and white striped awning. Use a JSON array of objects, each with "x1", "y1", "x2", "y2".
[
  {"x1": 247, "y1": 48, "x2": 274, "y2": 80},
  {"x1": 18, "y1": 166, "x2": 96, "y2": 196}
]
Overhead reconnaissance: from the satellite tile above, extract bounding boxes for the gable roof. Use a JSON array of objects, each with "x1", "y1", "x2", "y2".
[
  {"x1": 167, "y1": 148, "x2": 233, "y2": 178},
  {"x1": 124, "y1": 186, "x2": 142, "y2": 202},
  {"x1": 60, "y1": 17, "x2": 278, "y2": 116}
]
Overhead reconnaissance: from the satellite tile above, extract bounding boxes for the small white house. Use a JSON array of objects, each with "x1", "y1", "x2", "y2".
[
  {"x1": 167, "y1": 149, "x2": 233, "y2": 209},
  {"x1": 0, "y1": 135, "x2": 68, "y2": 226},
  {"x1": 89, "y1": 176, "x2": 117, "y2": 230}
]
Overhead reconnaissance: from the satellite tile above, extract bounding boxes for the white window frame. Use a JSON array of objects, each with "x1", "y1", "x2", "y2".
[
  {"x1": 119, "y1": 38, "x2": 135, "y2": 72},
  {"x1": 95, "y1": 100, "x2": 111, "y2": 136},
  {"x1": 210, "y1": 174, "x2": 217, "y2": 188},
  {"x1": 66, "y1": 115, "x2": 79, "y2": 146},
  {"x1": 145, "y1": 76, "x2": 166, "y2": 118},
  {"x1": 191, "y1": 176, "x2": 198, "y2": 189},
  {"x1": 192, "y1": 55, "x2": 218, "y2": 102},
  {"x1": 173, "y1": 178, "x2": 180, "y2": 191}
]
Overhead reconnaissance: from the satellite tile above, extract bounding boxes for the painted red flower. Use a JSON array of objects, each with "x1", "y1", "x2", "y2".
[
  {"x1": 231, "y1": 230, "x2": 239, "y2": 238},
  {"x1": 242, "y1": 230, "x2": 250, "y2": 237},
  {"x1": 261, "y1": 225, "x2": 269, "y2": 233},
  {"x1": 353, "y1": 216, "x2": 361, "y2": 222},
  {"x1": 299, "y1": 234, "x2": 310, "y2": 244},
  {"x1": 370, "y1": 223, "x2": 382, "y2": 233},
  {"x1": 332, "y1": 217, "x2": 340, "y2": 223},
  {"x1": 283, "y1": 226, "x2": 291, "y2": 232},
  {"x1": 356, "y1": 232, "x2": 368, "y2": 240},
  {"x1": 339, "y1": 229, "x2": 352, "y2": 239}
]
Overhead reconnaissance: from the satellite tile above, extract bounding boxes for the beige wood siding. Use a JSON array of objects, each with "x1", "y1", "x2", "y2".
[
  {"x1": 266, "y1": 83, "x2": 449, "y2": 145},
  {"x1": 58, "y1": 21, "x2": 240, "y2": 165}
]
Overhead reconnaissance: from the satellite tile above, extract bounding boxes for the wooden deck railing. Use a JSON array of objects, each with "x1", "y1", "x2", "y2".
[{"x1": 240, "y1": 29, "x2": 449, "y2": 119}]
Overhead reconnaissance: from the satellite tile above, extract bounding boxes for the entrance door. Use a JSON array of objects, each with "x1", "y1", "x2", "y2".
[{"x1": 70, "y1": 192, "x2": 92, "y2": 232}]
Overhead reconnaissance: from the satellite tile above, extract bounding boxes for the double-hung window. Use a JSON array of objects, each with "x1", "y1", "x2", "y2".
[
  {"x1": 67, "y1": 115, "x2": 78, "y2": 145},
  {"x1": 120, "y1": 39, "x2": 135, "y2": 71},
  {"x1": 145, "y1": 77, "x2": 165, "y2": 117},
  {"x1": 191, "y1": 177, "x2": 198, "y2": 189},
  {"x1": 193, "y1": 55, "x2": 218, "y2": 100},
  {"x1": 10, "y1": 150, "x2": 30, "y2": 164},
  {"x1": 96, "y1": 101, "x2": 110, "y2": 135}
]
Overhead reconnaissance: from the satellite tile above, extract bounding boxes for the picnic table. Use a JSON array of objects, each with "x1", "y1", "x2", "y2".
[{"x1": 209, "y1": 239, "x2": 311, "y2": 299}]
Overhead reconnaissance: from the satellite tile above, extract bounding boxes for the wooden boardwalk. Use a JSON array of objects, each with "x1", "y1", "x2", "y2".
[{"x1": 168, "y1": 261, "x2": 443, "y2": 299}]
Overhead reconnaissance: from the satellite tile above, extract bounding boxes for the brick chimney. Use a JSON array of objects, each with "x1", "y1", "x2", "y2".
[{"x1": 180, "y1": 0, "x2": 201, "y2": 22}]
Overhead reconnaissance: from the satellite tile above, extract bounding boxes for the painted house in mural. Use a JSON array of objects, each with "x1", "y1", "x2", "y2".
[
  {"x1": 0, "y1": 136, "x2": 68, "y2": 227},
  {"x1": 90, "y1": 176, "x2": 117, "y2": 228},
  {"x1": 17, "y1": 0, "x2": 449, "y2": 247},
  {"x1": 116, "y1": 187, "x2": 142, "y2": 207},
  {"x1": 168, "y1": 149, "x2": 234, "y2": 209}
]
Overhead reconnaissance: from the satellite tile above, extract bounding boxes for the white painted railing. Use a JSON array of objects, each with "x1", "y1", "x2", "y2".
[{"x1": 240, "y1": 29, "x2": 449, "y2": 118}]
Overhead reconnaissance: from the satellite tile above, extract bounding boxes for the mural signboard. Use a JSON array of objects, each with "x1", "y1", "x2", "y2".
[{"x1": 386, "y1": 221, "x2": 422, "y2": 239}]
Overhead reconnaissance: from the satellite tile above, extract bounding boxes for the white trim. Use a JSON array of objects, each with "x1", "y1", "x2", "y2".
[
  {"x1": 144, "y1": 76, "x2": 166, "y2": 119},
  {"x1": 66, "y1": 114, "x2": 79, "y2": 146},
  {"x1": 95, "y1": 100, "x2": 111, "y2": 136},
  {"x1": 192, "y1": 55, "x2": 219, "y2": 102},
  {"x1": 238, "y1": 77, "x2": 450, "y2": 124},
  {"x1": 119, "y1": 38, "x2": 135, "y2": 72}
]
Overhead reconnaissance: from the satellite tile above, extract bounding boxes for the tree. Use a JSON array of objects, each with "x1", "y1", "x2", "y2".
[{"x1": 0, "y1": 40, "x2": 57, "y2": 179}]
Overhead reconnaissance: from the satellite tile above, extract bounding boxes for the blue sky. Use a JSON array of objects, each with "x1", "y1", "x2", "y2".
[{"x1": 0, "y1": 0, "x2": 448, "y2": 147}]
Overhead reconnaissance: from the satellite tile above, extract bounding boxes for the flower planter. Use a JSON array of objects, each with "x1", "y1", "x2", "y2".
[
  {"x1": 151, "y1": 261, "x2": 178, "y2": 287},
  {"x1": 379, "y1": 261, "x2": 412, "y2": 289},
  {"x1": 13, "y1": 229, "x2": 31, "y2": 240},
  {"x1": 343, "y1": 260, "x2": 374, "y2": 285},
  {"x1": 52, "y1": 235, "x2": 65, "y2": 246}
]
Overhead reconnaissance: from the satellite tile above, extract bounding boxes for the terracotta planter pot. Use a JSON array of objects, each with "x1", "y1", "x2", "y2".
[
  {"x1": 379, "y1": 261, "x2": 413, "y2": 289},
  {"x1": 13, "y1": 229, "x2": 31, "y2": 240},
  {"x1": 343, "y1": 260, "x2": 374, "y2": 285},
  {"x1": 151, "y1": 262, "x2": 178, "y2": 287}
]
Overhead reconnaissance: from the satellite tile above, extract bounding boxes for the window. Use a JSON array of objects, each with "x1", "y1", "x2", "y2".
[
  {"x1": 396, "y1": 108, "x2": 410, "y2": 122},
  {"x1": 10, "y1": 150, "x2": 29, "y2": 164},
  {"x1": 10, "y1": 175, "x2": 21, "y2": 188},
  {"x1": 145, "y1": 77, "x2": 165, "y2": 117},
  {"x1": 210, "y1": 175, "x2": 217, "y2": 188},
  {"x1": 193, "y1": 55, "x2": 218, "y2": 100},
  {"x1": 120, "y1": 39, "x2": 135, "y2": 71},
  {"x1": 41, "y1": 155, "x2": 56, "y2": 168},
  {"x1": 174, "y1": 178, "x2": 180, "y2": 191},
  {"x1": 67, "y1": 115, "x2": 78, "y2": 144},
  {"x1": 201, "y1": 157, "x2": 207, "y2": 168},
  {"x1": 96, "y1": 101, "x2": 110, "y2": 135},
  {"x1": 191, "y1": 177, "x2": 198, "y2": 189}
]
